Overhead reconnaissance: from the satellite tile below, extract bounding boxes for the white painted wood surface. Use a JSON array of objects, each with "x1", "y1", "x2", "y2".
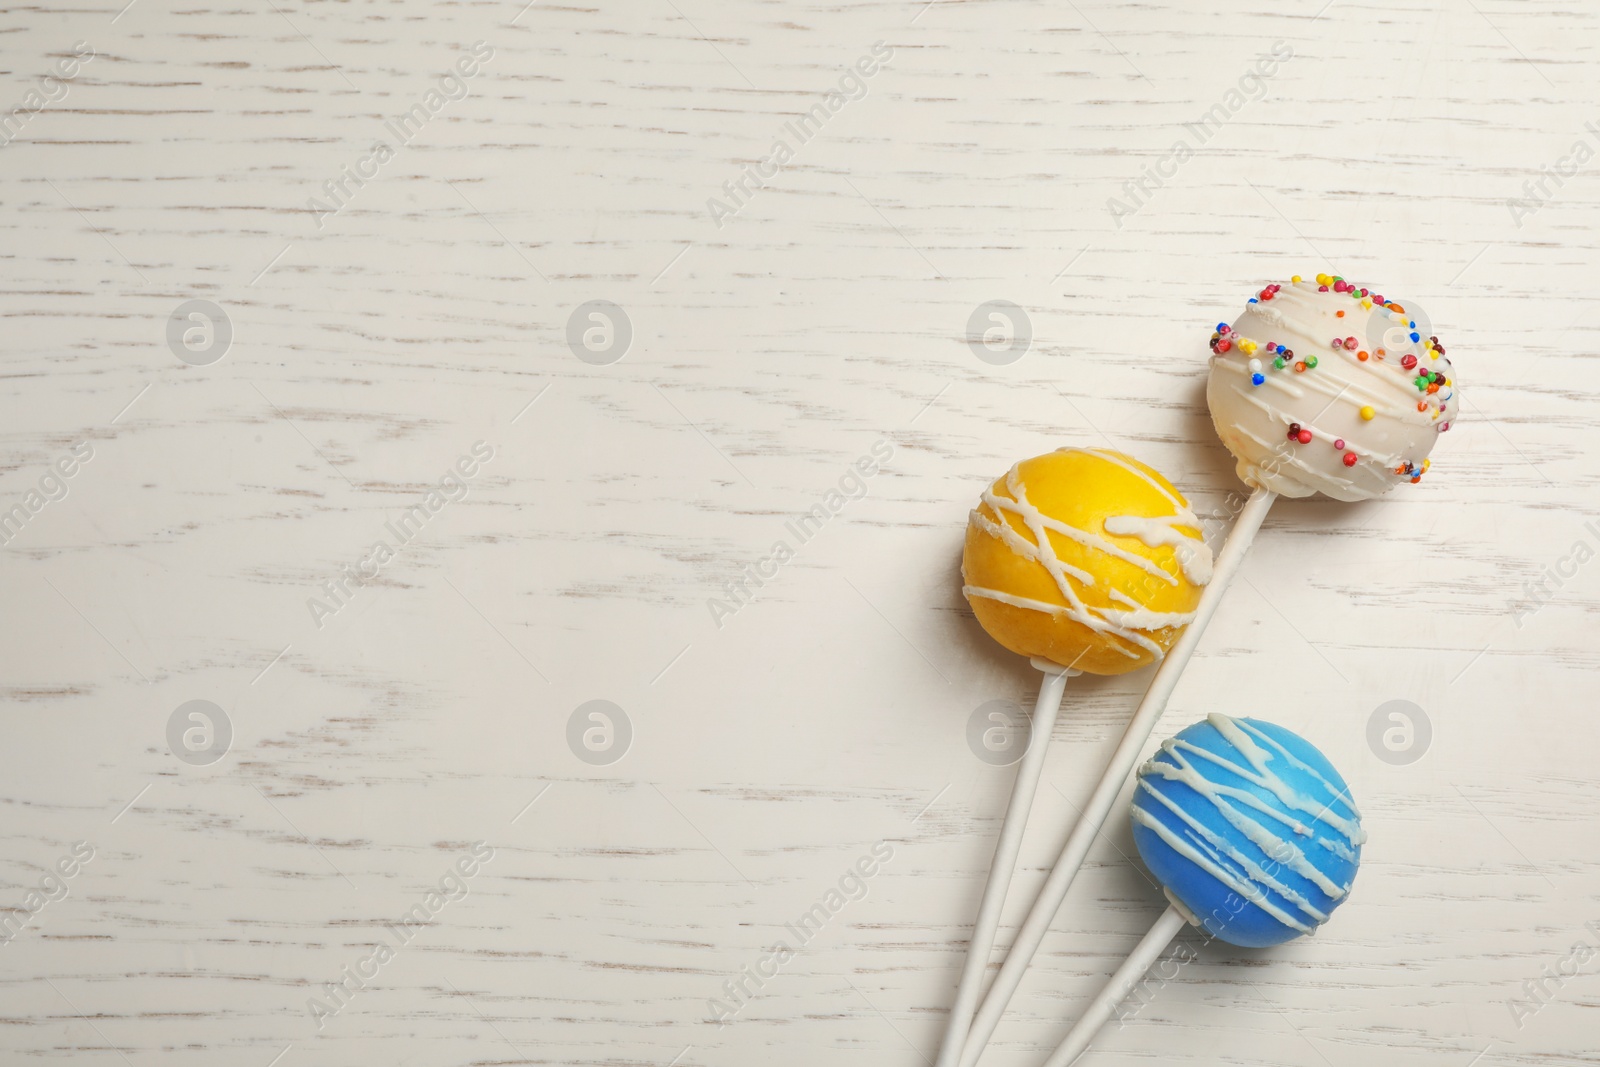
[{"x1": 2, "y1": 0, "x2": 1597, "y2": 1064}]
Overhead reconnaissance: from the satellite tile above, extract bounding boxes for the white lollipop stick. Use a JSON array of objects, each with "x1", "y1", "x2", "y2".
[
  {"x1": 959, "y1": 487, "x2": 1274, "y2": 1067},
  {"x1": 1040, "y1": 904, "x2": 1191, "y2": 1067},
  {"x1": 934, "y1": 659, "x2": 1077, "y2": 1067}
]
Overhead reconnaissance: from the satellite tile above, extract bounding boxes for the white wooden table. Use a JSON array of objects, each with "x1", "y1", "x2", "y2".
[{"x1": 2, "y1": 1, "x2": 1595, "y2": 1064}]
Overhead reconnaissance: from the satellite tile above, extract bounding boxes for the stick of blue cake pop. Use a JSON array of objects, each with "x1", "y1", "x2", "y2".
[{"x1": 1042, "y1": 713, "x2": 1365, "y2": 1067}]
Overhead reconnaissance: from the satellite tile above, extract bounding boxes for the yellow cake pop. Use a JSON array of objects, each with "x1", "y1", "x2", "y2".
[{"x1": 961, "y1": 448, "x2": 1211, "y2": 675}]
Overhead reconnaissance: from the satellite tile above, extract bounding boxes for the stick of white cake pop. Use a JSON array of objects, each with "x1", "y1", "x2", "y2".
[
  {"x1": 956, "y1": 487, "x2": 1274, "y2": 1067},
  {"x1": 933, "y1": 659, "x2": 1076, "y2": 1067},
  {"x1": 1040, "y1": 712, "x2": 1365, "y2": 1067}
]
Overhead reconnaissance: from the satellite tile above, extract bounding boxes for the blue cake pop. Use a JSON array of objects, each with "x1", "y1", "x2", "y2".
[{"x1": 1131, "y1": 713, "x2": 1365, "y2": 948}]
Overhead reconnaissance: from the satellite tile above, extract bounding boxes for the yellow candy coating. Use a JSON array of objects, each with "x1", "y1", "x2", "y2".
[{"x1": 961, "y1": 448, "x2": 1211, "y2": 675}]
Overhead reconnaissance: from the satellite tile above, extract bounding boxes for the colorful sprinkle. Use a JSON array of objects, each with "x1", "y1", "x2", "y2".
[
  {"x1": 1343, "y1": 452, "x2": 1358, "y2": 467},
  {"x1": 1360, "y1": 405, "x2": 1375, "y2": 420}
]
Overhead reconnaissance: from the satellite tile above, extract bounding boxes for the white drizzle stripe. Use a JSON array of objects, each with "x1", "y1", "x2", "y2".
[
  {"x1": 989, "y1": 466, "x2": 1178, "y2": 587},
  {"x1": 1231, "y1": 718, "x2": 1365, "y2": 827},
  {"x1": 961, "y1": 586, "x2": 1148, "y2": 659},
  {"x1": 1134, "y1": 714, "x2": 1363, "y2": 934},
  {"x1": 1149, "y1": 740, "x2": 1348, "y2": 900},
  {"x1": 1197, "y1": 715, "x2": 1364, "y2": 844},
  {"x1": 970, "y1": 472, "x2": 1153, "y2": 659},
  {"x1": 1097, "y1": 605, "x2": 1198, "y2": 631},
  {"x1": 1080, "y1": 448, "x2": 1183, "y2": 508},
  {"x1": 1224, "y1": 417, "x2": 1391, "y2": 497},
  {"x1": 1252, "y1": 285, "x2": 1455, "y2": 418},
  {"x1": 1102, "y1": 514, "x2": 1213, "y2": 585},
  {"x1": 1133, "y1": 782, "x2": 1328, "y2": 932},
  {"x1": 1101, "y1": 589, "x2": 1199, "y2": 630},
  {"x1": 969, "y1": 509, "x2": 1096, "y2": 587},
  {"x1": 1215, "y1": 358, "x2": 1405, "y2": 473}
]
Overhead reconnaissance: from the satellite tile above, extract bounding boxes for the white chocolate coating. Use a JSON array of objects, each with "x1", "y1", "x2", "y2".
[{"x1": 1206, "y1": 279, "x2": 1460, "y2": 502}]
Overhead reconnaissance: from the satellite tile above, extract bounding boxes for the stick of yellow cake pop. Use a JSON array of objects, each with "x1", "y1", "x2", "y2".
[
  {"x1": 958, "y1": 273, "x2": 1459, "y2": 1066},
  {"x1": 935, "y1": 655, "x2": 1074, "y2": 1067},
  {"x1": 936, "y1": 448, "x2": 1212, "y2": 1067}
]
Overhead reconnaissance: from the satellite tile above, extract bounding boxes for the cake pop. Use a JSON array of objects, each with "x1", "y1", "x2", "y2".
[
  {"x1": 1041, "y1": 714, "x2": 1364, "y2": 1066},
  {"x1": 936, "y1": 448, "x2": 1211, "y2": 1067},
  {"x1": 955, "y1": 274, "x2": 1451, "y2": 1067},
  {"x1": 1207, "y1": 273, "x2": 1459, "y2": 502},
  {"x1": 961, "y1": 447, "x2": 1211, "y2": 674}
]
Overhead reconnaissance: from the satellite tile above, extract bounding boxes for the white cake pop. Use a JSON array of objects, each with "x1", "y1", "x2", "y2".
[{"x1": 1206, "y1": 273, "x2": 1459, "y2": 502}]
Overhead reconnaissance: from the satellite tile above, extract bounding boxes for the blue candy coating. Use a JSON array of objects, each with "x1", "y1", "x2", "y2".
[{"x1": 1130, "y1": 715, "x2": 1364, "y2": 948}]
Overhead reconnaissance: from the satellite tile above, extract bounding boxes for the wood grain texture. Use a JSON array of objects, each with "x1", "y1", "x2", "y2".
[{"x1": 2, "y1": 0, "x2": 1598, "y2": 1064}]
